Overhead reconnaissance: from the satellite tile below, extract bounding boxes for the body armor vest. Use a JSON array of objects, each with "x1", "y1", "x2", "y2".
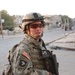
[
  {"x1": 23, "y1": 35, "x2": 46, "y2": 70},
  {"x1": 30, "y1": 46, "x2": 45, "y2": 69}
]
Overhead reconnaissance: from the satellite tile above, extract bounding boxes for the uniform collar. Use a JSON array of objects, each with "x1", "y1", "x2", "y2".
[{"x1": 24, "y1": 34, "x2": 43, "y2": 47}]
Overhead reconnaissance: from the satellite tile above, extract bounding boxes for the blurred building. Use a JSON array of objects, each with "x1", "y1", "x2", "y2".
[
  {"x1": 14, "y1": 15, "x2": 23, "y2": 26},
  {"x1": 44, "y1": 15, "x2": 61, "y2": 30},
  {"x1": 13, "y1": 15, "x2": 23, "y2": 33}
]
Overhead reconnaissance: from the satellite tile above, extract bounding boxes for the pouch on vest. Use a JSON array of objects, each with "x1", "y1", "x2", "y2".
[
  {"x1": 2, "y1": 64, "x2": 12, "y2": 75},
  {"x1": 42, "y1": 50, "x2": 59, "y2": 75},
  {"x1": 2, "y1": 44, "x2": 19, "y2": 75}
]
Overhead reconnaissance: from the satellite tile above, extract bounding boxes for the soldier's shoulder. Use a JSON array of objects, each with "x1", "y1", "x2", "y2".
[{"x1": 16, "y1": 40, "x2": 30, "y2": 55}]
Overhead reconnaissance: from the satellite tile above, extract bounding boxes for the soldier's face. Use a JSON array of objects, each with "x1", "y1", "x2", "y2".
[{"x1": 28, "y1": 21, "x2": 44, "y2": 40}]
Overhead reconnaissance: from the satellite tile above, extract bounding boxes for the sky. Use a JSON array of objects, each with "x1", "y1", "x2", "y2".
[{"x1": 0, "y1": 0, "x2": 75, "y2": 18}]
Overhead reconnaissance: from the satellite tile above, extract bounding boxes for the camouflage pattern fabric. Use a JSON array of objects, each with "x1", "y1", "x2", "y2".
[{"x1": 3, "y1": 34, "x2": 52, "y2": 75}]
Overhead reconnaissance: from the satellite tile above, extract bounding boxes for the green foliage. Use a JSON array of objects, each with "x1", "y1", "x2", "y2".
[
  {"x1": 61, "y1": 15, "x2": 73, "y2": 26},
  {"x1": 0, "y1": 10, "x2": 15, "y2": 31}
]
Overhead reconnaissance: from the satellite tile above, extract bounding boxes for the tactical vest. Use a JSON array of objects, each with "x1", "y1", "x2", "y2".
[
  {"x1": 22, "y1": 35, "x2": 46, "y2": 70},
  {"x1": 30, "y1": 46, "x2": 45, "y2": 69}
]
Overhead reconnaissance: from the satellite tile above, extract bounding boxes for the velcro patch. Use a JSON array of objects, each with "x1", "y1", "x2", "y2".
[{"x1": 22, "y1": 51, "x2": 30, "y2": 60}]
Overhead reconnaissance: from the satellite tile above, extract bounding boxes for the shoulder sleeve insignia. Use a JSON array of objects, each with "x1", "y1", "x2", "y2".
[
  {"x1": 19, "y1": 60, "x2": 27, "y2": 67},
  {"x1": 22, "y1": 51, "x2": 30, "y2": 60}
]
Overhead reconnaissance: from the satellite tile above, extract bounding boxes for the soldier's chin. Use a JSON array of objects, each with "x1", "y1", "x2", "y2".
[{"x1": 34, "y1": 35, "x2": 41, "y2": 40}]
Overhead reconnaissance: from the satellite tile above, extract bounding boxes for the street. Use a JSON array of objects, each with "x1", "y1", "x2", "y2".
[
  {"x1": 0, "y1": 28, "x2": 75, "y2": 75},
  {"x1": 49, "y1": 32, "x2": 75, "y2": 50}
]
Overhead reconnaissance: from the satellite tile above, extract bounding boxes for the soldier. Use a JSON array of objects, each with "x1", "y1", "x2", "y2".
[{"x1": 3, "y1": 12, "x2": 56, "y2": 75}]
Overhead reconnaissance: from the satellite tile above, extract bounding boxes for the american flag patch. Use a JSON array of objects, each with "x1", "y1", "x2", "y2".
[{"x1": 22, "y1": 51, "x2": 30, "y2": 60}]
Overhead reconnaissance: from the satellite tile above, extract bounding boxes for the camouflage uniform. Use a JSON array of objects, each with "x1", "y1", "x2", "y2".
[
  {"x1": 3, "y1": 12, "x2": 54, "y2": 75},
  {"x1": 10, "y1": 34, "x2": 51, "y2": 75}
]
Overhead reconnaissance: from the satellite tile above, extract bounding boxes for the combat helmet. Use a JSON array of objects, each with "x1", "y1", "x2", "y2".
[{"x1": 21, "y1": 12, "x2": 45, "y2": 33}]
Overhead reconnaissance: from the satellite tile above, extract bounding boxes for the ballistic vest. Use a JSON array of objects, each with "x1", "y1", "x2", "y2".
[{"x1": 22, "y1": 34, "x2": 46, "y2": 70}]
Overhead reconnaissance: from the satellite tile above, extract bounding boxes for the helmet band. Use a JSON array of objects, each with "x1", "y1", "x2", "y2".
[{"x1": 22, "y1": 17, "x2": 44, "y2": 23}]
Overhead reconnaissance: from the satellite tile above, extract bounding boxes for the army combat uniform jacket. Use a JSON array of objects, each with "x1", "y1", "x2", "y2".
[{"x1": 7, "y1": 34, "x2": 51, "y2": 75}]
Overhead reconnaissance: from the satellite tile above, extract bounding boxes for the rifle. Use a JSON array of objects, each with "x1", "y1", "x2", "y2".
[{"x1": 42, "y1": 50, "x2": 59, "y2": 75}]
